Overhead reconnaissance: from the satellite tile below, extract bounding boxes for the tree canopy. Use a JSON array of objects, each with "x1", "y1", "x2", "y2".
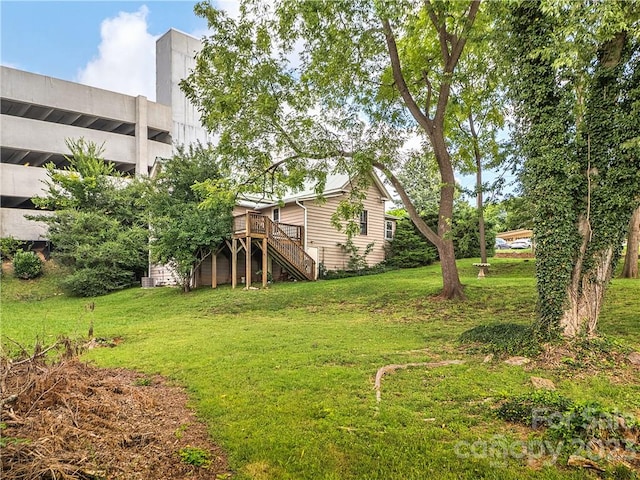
[
  {"x1": 183, "y1": 0, "x2": 498, "y2": 299},
  {"x1": 31, "y1": 139, "x2": 149, "y2": 297},
  {"x1": 146, "y1": 144, "x2": 235, "y2": 292}
]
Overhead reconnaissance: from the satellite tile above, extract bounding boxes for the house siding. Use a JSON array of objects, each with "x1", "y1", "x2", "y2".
[
  {"x1": 305, "y1": 183, "x2": 387, "y2": 271},
  {"x1": 275, "y1": 203, "x2": 304, "y2": 228},
  {"x1": 197, "y1": 177, "x2": 390, "y2": 285}
]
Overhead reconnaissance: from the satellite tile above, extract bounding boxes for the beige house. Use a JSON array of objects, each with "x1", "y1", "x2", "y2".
[{"x1": 191, "y1": 174, "x2": 395, "y2": 288}]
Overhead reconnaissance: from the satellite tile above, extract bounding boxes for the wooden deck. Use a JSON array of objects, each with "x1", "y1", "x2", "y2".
[{"x1": 230, "y1": 212, "x2": 316, "y2": 287}]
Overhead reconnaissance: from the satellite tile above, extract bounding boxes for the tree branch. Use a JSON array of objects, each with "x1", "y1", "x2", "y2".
[
  {"x1": 381, "y1": 17, "x2": 433, "y2": 132},
  {"x1": 372, "y1": 161, "x2": 443, "y2": 248},
  {"x1": 422, "y1": 70, "x2": 433, "y2": 117},
  {"x1": 448, "y1": 1, "x2": 481, "y2": 72},
  {"x1": 433, "y1": 0, "x2": 481, "y2": 126},
  {"x1": 425, "y1": 0, "x2": 450, "y2": 65}
]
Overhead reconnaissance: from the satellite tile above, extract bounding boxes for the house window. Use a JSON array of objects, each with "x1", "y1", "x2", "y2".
[
  {"x1": 273, "y1": 208, "x2": 280, "y2": 223},
  {"x1": 385, "y1": 220, "x2": 394, "y2": 240},
  {"x1": 359, "y1": 210, "x2": 368, "y2": 235}
]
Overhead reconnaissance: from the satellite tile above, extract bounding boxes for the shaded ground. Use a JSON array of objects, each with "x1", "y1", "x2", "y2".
[{"x1": 1, "y1": 355, "x2": 230, "y2": 479}]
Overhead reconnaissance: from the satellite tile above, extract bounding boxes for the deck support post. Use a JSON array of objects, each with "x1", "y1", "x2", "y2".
[
  {"x1": 262, "y1": 237, "x2": 268, "y2": 288},
  {"x1": 231, "y1": 238, "x2": 237, "y2": 289},
  {"x1": 245, "y1": 237, "x2": 252, "y2": 289}
]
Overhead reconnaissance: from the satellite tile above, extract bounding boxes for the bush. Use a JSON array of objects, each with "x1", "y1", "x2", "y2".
[
  {"x1": 320, "y1": 263, "x2": 396, "y2": 280},
  {"x1": 385, "y1": 218, "x2": 436, "y2": 268},
  {"x1": 421, "y1": 204, "x2": 497, "y2": 259},
  {"x1": 12, "y1": 250, "x2": 43, "y2": 280},
  {"x1": 496, "y1": 390, "x2": 574, "y2": 426},
  {"x1": 60, "y1": 266, "x2": 135, "y2": 297},
  {"x1": 496, "y1": 391, "x2": 640, "y2": 462},
  {"x1": 178, "y1": 446, "x2": 211, "y2": 468},
  {"x1": 1, "y1": 237, "x2": 22, "y2": 260}
]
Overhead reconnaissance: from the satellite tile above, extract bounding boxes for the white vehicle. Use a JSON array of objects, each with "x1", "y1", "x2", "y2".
[{"x1": 510, "y1": 239, "x2": 531, "y2": 249}]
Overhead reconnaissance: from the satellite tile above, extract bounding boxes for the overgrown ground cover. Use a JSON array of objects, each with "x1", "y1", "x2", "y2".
[{"x1": 2, "y1": 258, "x2": 639, "y2": 479}]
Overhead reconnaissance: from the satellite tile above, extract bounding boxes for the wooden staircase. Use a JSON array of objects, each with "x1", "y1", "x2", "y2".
[{"x1": 233, "y1": 213, "x2": 315, "y2": 281}]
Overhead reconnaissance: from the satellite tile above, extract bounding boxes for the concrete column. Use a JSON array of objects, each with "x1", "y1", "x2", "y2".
[{"x1": 135, "y1": 95, "x2": 148, "y2": 175}]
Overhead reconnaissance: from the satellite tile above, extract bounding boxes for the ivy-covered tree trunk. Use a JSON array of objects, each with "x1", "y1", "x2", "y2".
[
  {"x1": 622, "y1": 207, "x2": 640, "y2": 279},
  {"x1": 506, "y1": 1, "x2": 640, "y2": 339},
  {"x1": 559, "y1": 217, "x2": 616, "y2": 337},
  {"x1": 558, "y1": 30, "x2": 637, "y2": 337}
]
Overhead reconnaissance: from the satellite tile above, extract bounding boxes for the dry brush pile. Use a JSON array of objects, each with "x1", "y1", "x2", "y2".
[{"x1": 0, "y1": 339, "x2": 229, "y2": 479}]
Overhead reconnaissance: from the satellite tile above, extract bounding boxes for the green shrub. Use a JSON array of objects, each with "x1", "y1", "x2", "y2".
[
  {"x1": 12, "y1": 250, "x2": 43, "y2": 280},
  {"x1": 544, "y1": 402, "x2": 638, "y2": 445},
  {"x1": 60, "y1": 266, "x2": 135, "y2": 297},
  {"x1": 384, "y1": 218, "x2": 436, "y2": 268},
  {"x1": 320, "y1": 263, "x2": 395, "y2": 280},
  {"x1": 1, "y1": 237, "x2": 22, "y2": 260},
  {"x1": 496, "y1": 390, "x2": 640, "y2": 463}
]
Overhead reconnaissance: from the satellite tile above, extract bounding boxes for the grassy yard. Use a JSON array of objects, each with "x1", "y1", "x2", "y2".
[{"x1": 2, "y1": 258, "x2": 639, "y2": 479}]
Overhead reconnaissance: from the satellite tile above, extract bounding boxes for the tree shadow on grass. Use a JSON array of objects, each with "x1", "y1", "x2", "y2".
[{"x1": 459, "y1": 322, "x2": 541, "y2": 357}]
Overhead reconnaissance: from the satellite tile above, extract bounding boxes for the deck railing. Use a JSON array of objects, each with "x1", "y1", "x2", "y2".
[
  {"x1": 233, "y1": 212, "x2": 314, "y2": 280},
  {"x1": 265, "y1": 218, "x2": 314, "y2": 280},
  {"x1": 234, "y1": 213, "x2": 304, "y2": 245}
]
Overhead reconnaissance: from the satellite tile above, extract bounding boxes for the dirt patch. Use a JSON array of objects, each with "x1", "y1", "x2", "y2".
[
  {"x1": 1, "y1": 357, "x2": 230, "y2": 479},
  {"x1": 494, "y1": 252, "x2": 535, "y2": 259}
]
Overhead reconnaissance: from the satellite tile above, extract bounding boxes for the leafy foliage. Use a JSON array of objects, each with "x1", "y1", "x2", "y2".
[
  {"x1": 496, "y1": 390, "x2": 573, "y2": 426},
  {"x1": 319, "y1": 262, "x2": 394, "y2": 280},
  {"x1": 450, "y1": 203, "x2": 497, "y2": 259},
  {"x1": 146, "y1": 144, "x2": 234, "y2": 292},
  {"x1": 1, "y1": 237, "x2": 22, "y2": 261},
  {"x1": 336, "y1": 238, "x2": 375, "y2": 272},
  {"x1": 178, "y1": 446, "x2": 211, "y2": 468},
  {"x1": 488, "y1": 196, "x2": 535, "y2": 233},
  {"x1": 421, "y1": 203, "x2": 496, "y2": 259},
  {"x1": 497, "y1": 390, "x2": 640, "y2": 463},
  {"x1": 29, "y1": 139, "x2": 148, "y2": 297},
  {"x1": 384, "y1": 217, "x2": 436, "y2": 268},
  {"x1": 12, "y1": 250, "x2": 43, "y2": 280}
]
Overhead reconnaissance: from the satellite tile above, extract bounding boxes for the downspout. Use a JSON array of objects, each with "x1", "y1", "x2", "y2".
[{"x1": 295, "y1": 200, "x2": 308, "y2": 248}]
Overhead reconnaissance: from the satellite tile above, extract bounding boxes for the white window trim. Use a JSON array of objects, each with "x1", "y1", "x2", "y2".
[
  {"x1": 385, "y1": 220, "x2": 394, "y2": 240},
  {"x1": 359, "y1": 210, "x2": 368, "y2": 236}
]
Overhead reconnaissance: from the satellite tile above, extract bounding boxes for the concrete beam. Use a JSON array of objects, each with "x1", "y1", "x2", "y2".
[{"x1": 0, "y1": 207, "x2": 50, "y2": 241}]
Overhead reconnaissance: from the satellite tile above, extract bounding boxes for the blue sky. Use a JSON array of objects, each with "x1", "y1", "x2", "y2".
[
  {"x1": 0, "y1": 0, "x2": 514, "y2": 197},
  {"x1": 0, "y1": 1, "x2": 220, "y2": 99}
]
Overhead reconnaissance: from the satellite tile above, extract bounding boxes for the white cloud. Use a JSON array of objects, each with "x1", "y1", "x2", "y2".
[{"x1": 77, "y1": 6, "x2": 157, "y2": 100}]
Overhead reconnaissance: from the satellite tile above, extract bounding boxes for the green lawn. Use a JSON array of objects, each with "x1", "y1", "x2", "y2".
[{"x1": 2, "y1": 258, "x2": 639, "y2": 479}]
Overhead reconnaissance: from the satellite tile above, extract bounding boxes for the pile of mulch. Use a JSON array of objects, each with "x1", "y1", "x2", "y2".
[{"x1": 1, "y1": 354, "x2": 230, "y2": 479}]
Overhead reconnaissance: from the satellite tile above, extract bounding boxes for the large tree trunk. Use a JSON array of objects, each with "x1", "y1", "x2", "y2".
[
  {"x1": 374, "y1": 161, "x2": 465, "y2": 300},
  {"x1": 621, "y1": 206, "x2": 640, "y2": 279},
  {"x1": 560, "y1": 247, "x2": 614, "y2": 338},
  {"x1": 438, "y1": 239, "x2": 465, "y2": 299},
  {"x1": 432, "y1": 131, "x2": 466, "y2": 300},
  {"x1": 560, "y1": 216, "x2": 615, "y2": 338},
  {"x1": 379, "y1": 4, "x2": 479, "y2": 301}
]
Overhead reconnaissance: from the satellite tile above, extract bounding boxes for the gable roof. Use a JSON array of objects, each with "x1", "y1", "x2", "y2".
[{"x1": 238, "y1": 172, "x2": 391, "y2": 209}]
